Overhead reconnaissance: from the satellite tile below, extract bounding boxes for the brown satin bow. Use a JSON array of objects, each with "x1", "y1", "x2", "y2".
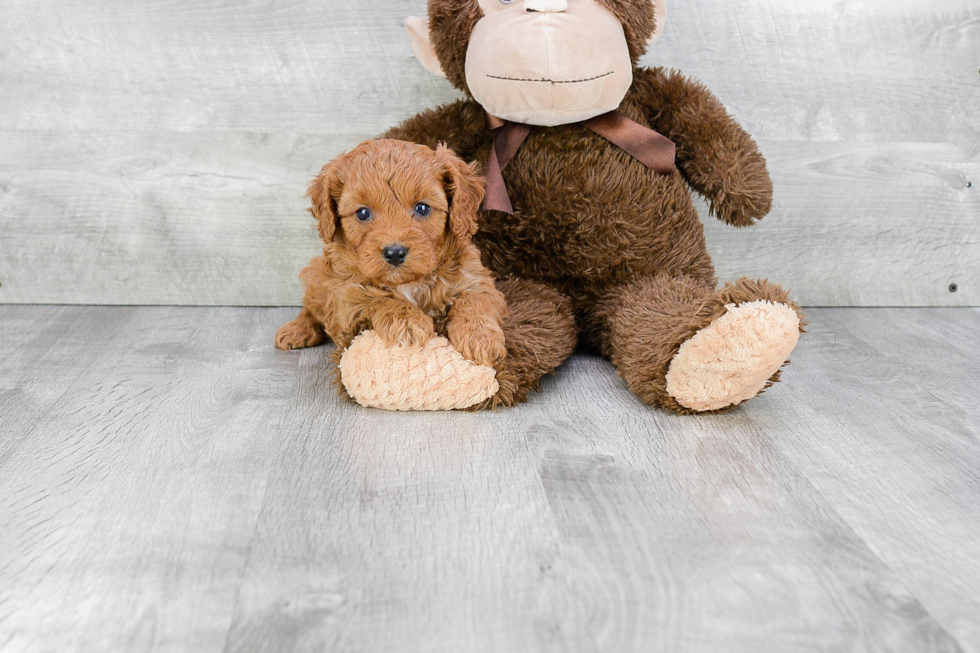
[{"x1": 482, "y1": 111, "x2": 677, "y2": 214}]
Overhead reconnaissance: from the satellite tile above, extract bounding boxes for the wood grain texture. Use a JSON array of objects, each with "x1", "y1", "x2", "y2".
[
  {"x1": 0, "y1": 307, "x2": 290, "y2": 652},
  {"x1": 1, "y1": 0, "x2": 978, "y2": 306},
  {"x1": 762, "y1": 308, "x2": 980, "y2": 648},
  {"x1": 1, "y1": 306, "x2": 978, "y2": 652}
]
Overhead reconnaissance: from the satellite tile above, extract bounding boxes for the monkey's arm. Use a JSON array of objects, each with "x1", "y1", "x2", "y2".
[
  {"x1": 633, "y1": 67, "x2": 773, "y2": 227},
  {"x1": 381, "y1": 100, "x2": 489, "y2": 161}
]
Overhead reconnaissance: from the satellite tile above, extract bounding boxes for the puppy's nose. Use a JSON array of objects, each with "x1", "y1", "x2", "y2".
[{"x1": 382, "y1": 244, "x2": 408, "y2": 266}]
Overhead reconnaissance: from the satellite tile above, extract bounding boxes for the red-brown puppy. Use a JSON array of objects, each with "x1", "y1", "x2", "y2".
[{"x1": 275, "y1": 139, "x2": 508, "y2": 368}]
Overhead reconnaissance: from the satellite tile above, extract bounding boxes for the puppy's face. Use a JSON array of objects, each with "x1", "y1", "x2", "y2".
[{"x1": 309, "y1": 140, "x2": 484, "y2": 286}]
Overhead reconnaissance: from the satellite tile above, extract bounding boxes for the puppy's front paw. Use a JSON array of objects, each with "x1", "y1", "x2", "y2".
[
  {"x1": 275, "y1": 319, "x2": 326, "y2": 350},
  {"x1": 374, "y1": 311, "x2": 435, "y2": 347},
  {"x1": 448, "y1": 320, "x2": 507, "y2": 367}
]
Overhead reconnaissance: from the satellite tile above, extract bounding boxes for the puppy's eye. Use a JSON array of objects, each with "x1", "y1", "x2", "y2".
[
  {"x1": 355, "y1": 208, "x2": 372, "y2": 222},
  {"x1": 499, "y1": 0, "x2": 516, "y2": 4},
  {"x1": 414, "y1": 202, "x2": 432, "y2": 218}
]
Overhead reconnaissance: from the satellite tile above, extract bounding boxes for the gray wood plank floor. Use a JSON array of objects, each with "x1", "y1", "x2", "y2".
[{"x1": 1, "y1": 306, "x2": 978, "y2": 653}]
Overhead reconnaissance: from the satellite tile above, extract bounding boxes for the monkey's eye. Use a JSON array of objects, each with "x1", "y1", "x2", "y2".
[
  {"x1": 355, "y1": 208, "x2": 372, "y2": 222},
  {"x1": 414, "y1": 202, "x2": 432, "y2": 218}
]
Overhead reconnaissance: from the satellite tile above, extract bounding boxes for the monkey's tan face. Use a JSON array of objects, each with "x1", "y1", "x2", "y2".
[{"x1": 465, "y1": 0, "x2": 634, "y2": 126}]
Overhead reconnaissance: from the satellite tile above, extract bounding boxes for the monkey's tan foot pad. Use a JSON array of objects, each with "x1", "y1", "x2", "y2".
[
  {"x1": 665, "y1": 301, "x2": 801, "y2": 412},
  {"x1": 338, "y1": 330, "x2": 499, "y2": 411}
]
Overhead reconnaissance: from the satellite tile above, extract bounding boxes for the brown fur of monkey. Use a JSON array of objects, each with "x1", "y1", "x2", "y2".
[{"x1": 384, "y1": 0, "x2": 805, "y2": 412}]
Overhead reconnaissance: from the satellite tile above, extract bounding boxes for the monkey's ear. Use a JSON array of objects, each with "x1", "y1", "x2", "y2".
[
  {"x1": 436, "y1": 144, "x2": 484, "y2": 239},
  {"x1": 307, "y1": 156, "x2": 346, "y2": 242},
  {"x1": 649, "y1": 0, "x2": 668, "y2": 45},
  {"x1": 406, "y1": 16, "x2": 447, "y2": 79}
]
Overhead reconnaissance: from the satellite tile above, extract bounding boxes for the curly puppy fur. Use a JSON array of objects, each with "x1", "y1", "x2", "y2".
[
  {"x1": 275, "y1": 140, "x2": 508, "y2": 375},
  {"x1": 380, "y1": 0, "x2": 804, "y2": 411}
]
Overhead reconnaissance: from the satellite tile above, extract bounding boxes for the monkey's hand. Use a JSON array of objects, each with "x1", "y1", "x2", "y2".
[
  {"x1": 633, "y1": 67, "x2": 773, "y2": 227},
  {"x1": 702, "y1": 150, "x2": 773, "y2": 228}
]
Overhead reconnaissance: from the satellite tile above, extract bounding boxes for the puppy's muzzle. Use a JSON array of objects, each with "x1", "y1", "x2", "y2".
[{"x1": 382, "y1": 244, "x2": 409, "y2": 267}]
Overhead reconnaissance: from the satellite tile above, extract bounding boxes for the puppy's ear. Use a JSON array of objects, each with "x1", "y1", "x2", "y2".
[
  {"x1": 435, "y1": 144, "x2": 484, "y2": 239},
  {"x1": 307, "y1": 155, "x2": 347, "y2": 242}
]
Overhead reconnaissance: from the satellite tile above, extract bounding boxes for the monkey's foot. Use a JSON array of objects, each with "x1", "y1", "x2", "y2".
[
  {"x1": 665, "y1": 301, "x2": 800, "y2": 412},
  {"x1": 338, "y1": 330, "x2": 499, "y2": 411}
]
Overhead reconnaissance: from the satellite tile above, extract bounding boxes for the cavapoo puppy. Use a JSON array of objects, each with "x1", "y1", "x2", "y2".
[{"x1": 275, "y1": 139, "x2": 508, "y2": 369}]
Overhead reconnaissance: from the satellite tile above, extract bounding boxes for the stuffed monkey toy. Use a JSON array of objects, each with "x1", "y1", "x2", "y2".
[{"x1": 334, "y1": 0, "x2": 805, "y2": 413}]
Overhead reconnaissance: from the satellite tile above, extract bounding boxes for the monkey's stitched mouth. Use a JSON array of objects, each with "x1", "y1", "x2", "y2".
[{"x1": 486, "y1": 71, "x2": 614, "y2": 84}]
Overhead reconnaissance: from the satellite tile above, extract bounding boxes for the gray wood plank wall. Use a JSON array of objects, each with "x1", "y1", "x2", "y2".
[{"x1": 1, "y1": 0, "x2": 978, "y2": 306}]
